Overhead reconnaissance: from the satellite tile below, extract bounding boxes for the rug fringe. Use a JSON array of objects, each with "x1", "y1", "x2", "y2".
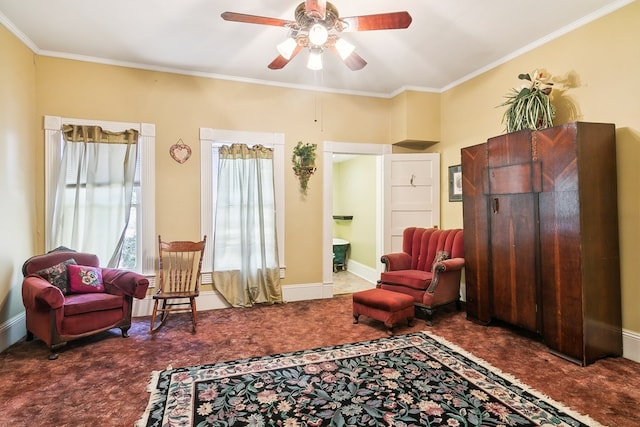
[
  {"x1": 135, "y1": 367, "x2": 170, "y2": 427},
  {"x1": 420, "y1": 331, "x2": 608, "y2": 427}
]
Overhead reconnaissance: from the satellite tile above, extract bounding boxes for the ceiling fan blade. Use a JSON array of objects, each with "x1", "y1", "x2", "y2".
[
  {"x1": 343, "y1": 51, "x2": 367, "y2": 71},
  {"x1": 340, "y1": 11, "x2": 412, "y2": 32},
  {"x1": 328, "y1": 46, "x2": 367, "y2": 71},
  {"x1": 268, "y1": 45, "x2": 304, "y2": 70},
  {"x1": 221, "y1": 11, "x2": 294, "y2": 28},
  {"x1": 305, "y1": 0, "x2": 327, "y2": 19}
]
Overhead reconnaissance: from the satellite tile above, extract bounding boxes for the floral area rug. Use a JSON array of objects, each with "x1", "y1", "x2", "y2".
[{"x1": 137, "y1": 332, "x2": 602, "y2": 427}]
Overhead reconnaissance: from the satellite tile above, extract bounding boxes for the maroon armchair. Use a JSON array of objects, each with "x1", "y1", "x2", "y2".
[
  {"x1": 377, "y1": 227, "x2": 464, "y2": 325},
  {"x1": 21, "y1": 249, "x2": 149, "y2": 359}
]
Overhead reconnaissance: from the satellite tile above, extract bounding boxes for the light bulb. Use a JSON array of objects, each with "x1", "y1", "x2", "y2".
[
  {"x1": 307, "y1": 50, "x2": 323, "y2": 70},
  {"x1": 308, "y1": 23, "x2": 328, "y2": 46},
  {"x1": 276, "y1": 37, "x2": 297, "y2": 60},
  {"x1": 334, "y1": 38, "x2": 355, "y2": 60}
]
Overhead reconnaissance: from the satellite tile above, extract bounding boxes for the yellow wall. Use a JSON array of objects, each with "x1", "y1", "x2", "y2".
[
  {"x1": 1, "y1": 1, "x2": 639, "y2": 337},
  {"x1": 390, "y1": 90, "x2": 440, "y2": 144},
  {"x1": 438, "y1": 1, "x2": 640, "y2": 332},
  {"x1": 32, "y1": 57, "x2": 391, "y2": 286},
  {"x1": 0, "y1": 26, "x2": 38, "y2": 319}
]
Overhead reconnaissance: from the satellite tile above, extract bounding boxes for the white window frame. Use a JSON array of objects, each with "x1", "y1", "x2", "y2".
[
  {"x1": 43, "y1": 115, "x2": 156, "y2": 275},
  {"x1": 199, "y1": 128, "x2": 285, "y2": 279}
]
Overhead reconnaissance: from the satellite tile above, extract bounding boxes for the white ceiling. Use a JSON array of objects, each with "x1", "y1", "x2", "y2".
[{"x1": 0, "y1": 0, "x2": 630, "y2": 97}]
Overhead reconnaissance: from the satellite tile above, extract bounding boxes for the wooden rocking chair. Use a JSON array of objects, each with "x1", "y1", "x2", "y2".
[{"x1": 150, "y1": 235, "x2": 206, "y2": 333}]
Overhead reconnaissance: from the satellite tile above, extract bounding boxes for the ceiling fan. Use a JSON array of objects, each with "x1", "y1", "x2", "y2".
[{"x1": 221, "y1": 0, "x2": 412, "y2": 71}]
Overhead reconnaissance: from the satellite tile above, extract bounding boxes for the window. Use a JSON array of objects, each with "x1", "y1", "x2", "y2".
[
  {"x1": 120, "y1": 157, "x2": 141, "y2": 269},
  {"x1": 44, "y1": 116, "x2": 156, "y2": 274},
  {"x1": 199, "y1": 128, "x2": 285, "y2": 278}
]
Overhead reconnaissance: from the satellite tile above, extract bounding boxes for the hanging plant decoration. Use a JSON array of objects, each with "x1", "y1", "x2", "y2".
[
  {"x1": 499, "y1": 70, "x2": 556, "y2": 133},
  {"x1": 292, "y1": 141, "x2": 317, "y2": 195}
]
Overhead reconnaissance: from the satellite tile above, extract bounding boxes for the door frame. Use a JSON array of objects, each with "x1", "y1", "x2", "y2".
[{"x1": 322, "y1": 142, "x2": 391, "y2": 293}]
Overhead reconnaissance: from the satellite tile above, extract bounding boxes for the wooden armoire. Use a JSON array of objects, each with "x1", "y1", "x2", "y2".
[{"x1": 461, "y1": 122, "x2": 622, "y2": 366}]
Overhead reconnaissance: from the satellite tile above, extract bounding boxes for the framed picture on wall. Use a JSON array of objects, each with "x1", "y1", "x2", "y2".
[{"x1": 449, "y1": 164, "x2": 462, "y2": 202}]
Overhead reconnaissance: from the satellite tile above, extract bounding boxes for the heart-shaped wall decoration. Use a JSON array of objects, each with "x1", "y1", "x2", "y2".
[{"x1": 169, "y1": 139, "x2": 192, "y2": 164}]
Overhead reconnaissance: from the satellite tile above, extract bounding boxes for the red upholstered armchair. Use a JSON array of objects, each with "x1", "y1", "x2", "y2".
[
  {"x1": 377, "y1": 227, "x2": 464, "y2": 325},
  {"x1": 21, "y1": 249, "x2": 149, "y2": 359}
]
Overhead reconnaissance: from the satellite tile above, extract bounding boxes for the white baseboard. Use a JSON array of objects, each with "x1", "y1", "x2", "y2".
[
  {"x1": 344, "y1": 260, "x2": 378, "y2": 284},
  {"x1": 623, "y1": 328, "x2": 640, "y2": 363},
  {"x1": 131, "y1": 290, "x2": 232, "y2": 317},
  {"x1": 281, "y1": 282, "x2": 334, "y2": 301},
  {"x1": 0, "y1": 312, "x2": 26, "y2": 353},
  {"x1": 132, "y1": 282, "x2": 335, "y2": 318},
  {"x1": 4, "y1": 286, "x2": 640, "y2": 364}
]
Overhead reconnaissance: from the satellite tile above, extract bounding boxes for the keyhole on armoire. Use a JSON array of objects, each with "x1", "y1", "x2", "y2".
[{"x1": 492, "y1": 198, "x2": 500, "y2": 214}]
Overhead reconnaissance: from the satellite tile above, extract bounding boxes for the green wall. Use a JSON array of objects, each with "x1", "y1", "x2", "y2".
[{"x1": 333, "y1": 155, "x2": 377, "y2": 268}]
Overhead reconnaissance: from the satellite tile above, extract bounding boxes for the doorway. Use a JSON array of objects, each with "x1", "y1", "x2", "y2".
[
  {"x1": 323, "y1": 143, "x2": 441, "y2": 296},
  {"x1": 331, "y1": 153, "x2": 378, "y2": 294},
  {"x1": 322, "y1": 142, "x2": 390, "y2": 295}
]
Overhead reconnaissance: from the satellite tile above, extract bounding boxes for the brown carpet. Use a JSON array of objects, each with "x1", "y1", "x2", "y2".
[{"x1": 0, "y1": 296, "x2": 639, "y2": 426}]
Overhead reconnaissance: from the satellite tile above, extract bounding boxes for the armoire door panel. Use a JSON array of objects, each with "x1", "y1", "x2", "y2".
[
  {"x1": 535, "y1": 127, "x2": 579, "y2": 193},
  {"x1": 489, "y1": 193, "x2": 539, "y2": 332},
  {"x1": 461, "y1": 143, "x2": 491, "y2": 324},
  {"x1": 539, "y1": 190, "x2": 583, "y2": 359}
]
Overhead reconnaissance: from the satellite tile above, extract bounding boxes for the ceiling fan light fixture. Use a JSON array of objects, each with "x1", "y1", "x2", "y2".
[
  {"x1": 308, "y1": 23, "x2": 328, "y2": 46},
  {"x1": 277, "y1": 37, "x2": 297, "y2": 60},
  {"x1": 222, "y1": 2, "x2": 412, "y2": 72},
  {"x1": 307, "y1": 49, "x2": 323, "y2": 70},
  {"x1": 334, "y1": 38, "x2": 355, "y2": 60}
]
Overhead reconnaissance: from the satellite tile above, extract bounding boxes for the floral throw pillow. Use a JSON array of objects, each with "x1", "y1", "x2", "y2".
[
  {"x1": 36, "y1": 258, "x2": 77, "y2": 295},
  {"x1": 67, "y1": 264, "x2": 105, "y2": 293},
  {"x1": 431, "y1": 250, "x2": 450, "y2": 272}
]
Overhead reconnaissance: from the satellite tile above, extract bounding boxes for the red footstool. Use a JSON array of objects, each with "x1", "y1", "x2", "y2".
[{"x1": 352, "y1": 288, "x2": 415, "y2": 335}]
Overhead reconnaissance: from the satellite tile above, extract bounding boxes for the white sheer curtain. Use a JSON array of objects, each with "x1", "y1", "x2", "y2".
[
  {"x1": 49, "y1": 124, "x2": 138, "y2": 267},
  {"x1": 212, "y1": 143, "x2": 282, "y2": 307}
]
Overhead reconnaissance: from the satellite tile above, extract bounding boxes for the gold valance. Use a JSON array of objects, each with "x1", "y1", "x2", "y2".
[
  {"x1": 219, "y1": 143, "x2": 273, "y2": 160},
  {"x1": 62, "y1": 124, "x2": 138, "y2": 145}
]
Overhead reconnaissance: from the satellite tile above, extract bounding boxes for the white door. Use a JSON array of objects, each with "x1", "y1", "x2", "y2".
[{"x1": 383, "y1": 153, "x2": 440, "y2": 254}]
